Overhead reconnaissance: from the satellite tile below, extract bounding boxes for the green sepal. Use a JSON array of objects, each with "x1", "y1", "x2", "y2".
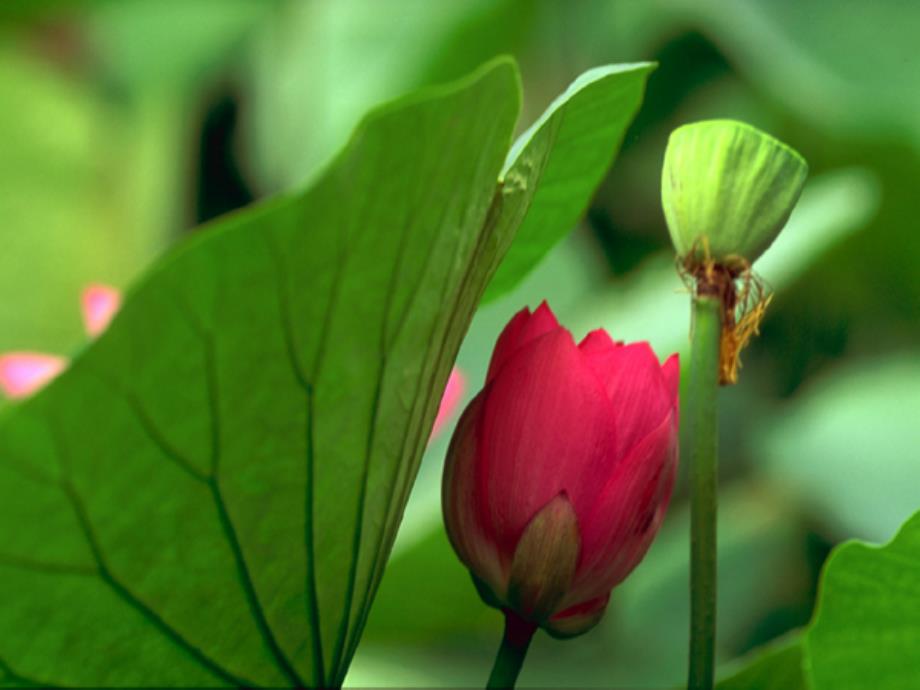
[
  {"x1": 470, "y1": 571, "x2": 505, "y2": 611},
  {"x1": 506, "y1": 494, "x2": 580, "y2": 623}
]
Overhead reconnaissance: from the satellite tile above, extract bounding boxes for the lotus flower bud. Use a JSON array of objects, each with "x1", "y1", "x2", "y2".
[
  {"x1": 443, "y1": 302, "x2": 679, "y2": 637},
  {"x1": 662, "y1": 119, "x2": 808, "y2": 268}
]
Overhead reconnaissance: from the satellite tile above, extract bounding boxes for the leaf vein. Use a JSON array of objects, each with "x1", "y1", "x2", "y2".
[
  {"x1": 263, "y1": 229, "x2": 326, "y2": 687},
  {"x1": 202, "y1": 331, "x2": 307, "y2": 688},
  {"x1": 82, "y1": 367, "x2": 210, "y2": 484},
  {"x1": 61, "y1": 478, "x2": 253, "y2": 688},
  {"x1": 0, "y1": 656, "x2": 57, "y2": 688},
  {"x1": 40, "y1": 409, "x2": 254, "y2": 687},
  {"x1": 0, "y1": 554, "x2": 97, "y2": 577},
  {"x1": 343, "y1": 185, "x2": 506, "y2": 669}
]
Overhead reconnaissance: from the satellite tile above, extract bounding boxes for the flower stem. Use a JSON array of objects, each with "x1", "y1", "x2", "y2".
[
  {"x1": 687, "y1": 295, "x2": 722, "y2": 690},
  {"x1": 486, "y1": 611, "x2": 536, "y2": 689}
]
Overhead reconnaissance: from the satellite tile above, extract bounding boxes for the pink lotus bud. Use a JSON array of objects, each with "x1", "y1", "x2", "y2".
[
  {"x1": 0, "y1": 353, "x2": 67, "y2": 399},
  {"x1": 431, "y1": 367, "x2": 467, "y2": 442},
  {"x1": 443, "y1": 302, "x2": 679, "y2": 637},
  {"x1": 81, "y1": 283, "x2": 121, "y2": 337}
]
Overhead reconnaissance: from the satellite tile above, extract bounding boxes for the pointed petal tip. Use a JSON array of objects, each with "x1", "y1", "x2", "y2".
[
  {"x1": 487, "y1": 302, "x2": 563, "y2": 383},
  {"x1": 632, "y1": 340, "x2": 660, "y2": 363},
  {"x1": 578, "y1": 329, "x2": 617, "y2": 354},
  {"x1": 531, "y1": 300, "x2": 559, "y2": 326},
  {"x1": 511, "y1": 305, "x2": 533, "y2": 320}
]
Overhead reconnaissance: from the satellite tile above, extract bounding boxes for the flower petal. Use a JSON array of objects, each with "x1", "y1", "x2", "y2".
[
  {"x1": 0, "y1": 353, "x2": 67, "y2": 399},
  {"x1": 442, "y1": 393, "x2": 506, "y2": 596},
  {"x1": 478, "y1": 328, "x2": 617, "y2": 554},
  {"x1": 662, "y1": 353, "x2": 680, "y2": 409},
  {"x1": 545, "y1": 594, "x2": 609, "y2": 638},
  {"x1": 564, "y1": 410, "x2": 678, "y2": 606},
  {"x1": 486, "y1": 301, "x2": 560, "y2": 383},
  {"x1": 580, "y1": 340, "x2": 672, "y2": 458},
  {"x1": 81, "y1": 284, "x2": 121, "y2": 337},
  {"x1": 430, "y1": 367, "x2": 466, "y2": 441},
  {"x1": 578, "y1": 329, "x2": 622, "y2": 356}
]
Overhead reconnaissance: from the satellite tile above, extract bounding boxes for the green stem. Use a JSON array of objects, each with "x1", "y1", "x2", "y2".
[
  {"x1": 486, "y1": 611, "x2": 536, "y2": 689},
  {"x1": 687, "y1": 296, "x2": 722, "y2": 690}
]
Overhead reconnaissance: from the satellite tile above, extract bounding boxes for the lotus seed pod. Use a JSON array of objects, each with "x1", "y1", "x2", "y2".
[{"x1": 662, "y1": 119, "x2": 808, "y2": 268}]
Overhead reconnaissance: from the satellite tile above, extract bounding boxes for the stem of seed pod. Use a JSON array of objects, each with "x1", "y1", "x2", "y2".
[
  {"x1": 486, "y1": 611, "x2": 536, "y2": 689},
  {"x1": 687, "y1": 295, "x2": 721, "y2": 690}
]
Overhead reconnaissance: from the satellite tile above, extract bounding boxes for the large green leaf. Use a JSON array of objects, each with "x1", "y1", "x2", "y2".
[
  {"x1": 805, "y1": 510, "x2": 920, "y2": 689},
  {"x1": 482, "y1": 63, "x2": 654, "y2": 302},
  {"x1": 0, "y1": 57, "x2": 651, "y2": 687},
  {"x1": 0, "y1": 58, "x2": 520, "y2": 688}
]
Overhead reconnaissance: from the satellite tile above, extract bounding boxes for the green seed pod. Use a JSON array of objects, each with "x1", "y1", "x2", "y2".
[{"x1": 662, "y1": 119, "x2": 808, "y2": 268}]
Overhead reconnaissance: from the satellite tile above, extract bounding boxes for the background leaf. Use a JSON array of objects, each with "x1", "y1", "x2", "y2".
[
  {"x1": 719, "y1": 509, "x2": 920, "y2": 690},
  {"x1": 674, "y1": 0, "x2": 920, "y2": 149},
  {"x1": 805, "y1": 511, "x2": 920, "y2": 689},
  {"x1": 243, "y1": 0, "x2": 532, "y2": 192},
  {"x1": 716, "y1": 634, "x2": 805, "y2": 690},
  {"x1": 0, "y1": 46, "x2": 165, "y2": 354},
  {"x1": 757, "y1": 356, "x2": 920, "y2": 542}
]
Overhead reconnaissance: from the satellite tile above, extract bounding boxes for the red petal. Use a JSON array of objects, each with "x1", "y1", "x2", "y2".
[
  {"x1": 0, "y1": 353, "x2": 67, "y2": 399},
  {"x1": 578, "y1": 329, "x2": 620, "y2": 355},
  {"x1": 545, "y1": 594, "x2": 610, "y2": 638},
  {"x1": 478, "y1": 328, "x2": 617, "y2": 554},
  {"x1": 486, "y1": 301, "x2": 560, "y2": 383},
  {"x1": 581, "y1": 341, "x2": 672, "y2": 459},
  {"x1": 442, "y1": 393, "x2": 506, "y2": 594},
  {"x1": 564, "y1": 410, "x2": 678, "y2": 605},
  {"x1": 662, "y1": 353, "x2": 680, "y2": 409}
]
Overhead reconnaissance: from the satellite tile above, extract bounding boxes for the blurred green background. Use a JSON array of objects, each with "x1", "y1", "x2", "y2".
[{"x1": 1, "y1": 1, "x2": 917, "y2": 687}]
